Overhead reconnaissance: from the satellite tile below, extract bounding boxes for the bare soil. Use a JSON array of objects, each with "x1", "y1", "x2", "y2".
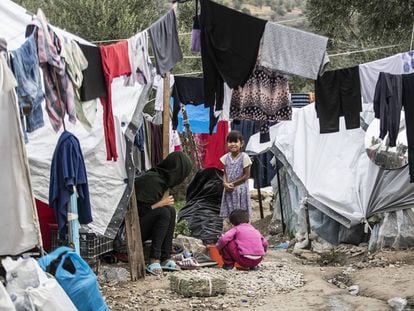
[{"x1": 100, "y1": 199, "x2": 414, "y2": 310}]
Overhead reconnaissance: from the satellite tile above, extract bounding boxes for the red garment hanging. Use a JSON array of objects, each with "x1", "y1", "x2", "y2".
[
  {"x1": 100, "y1": 41, "x2": 131, "y2": 161},
  {"x1": 203, "y1": 120, "x2": 229, "y2": 169}
]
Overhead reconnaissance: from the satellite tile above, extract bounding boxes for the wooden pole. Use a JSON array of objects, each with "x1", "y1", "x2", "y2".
[
  {"x1": 162, "y1": 73, "x2": 171, "y2": 159},
  {"x1": 276, "y1": 164, "x2": 286, "y2": 234},
  {"x1": 125, "y1": 187, "x2": 146, "y2": 280},
  {"x1": 254, "y1": 157, "x2": 264, "y2": 219}
]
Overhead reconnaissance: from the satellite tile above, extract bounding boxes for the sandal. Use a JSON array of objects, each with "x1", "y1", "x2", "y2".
[
  {"x1": 177, "y1": 257, "x2": 201, "y2": 270},
  {"x1": 146, "y1": 262, "x2": 163, "y2": 276},
  {"x1": 193, "y1": 252, "x2": 218, "y2": 267},
  {"x1": 161, "y1": 259, "x2": 180, "y2": 271}
]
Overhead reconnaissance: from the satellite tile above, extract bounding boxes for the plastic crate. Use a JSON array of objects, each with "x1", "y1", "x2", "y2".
[
  {"x1": 79, "y1": 231, "x2": 113, "y2": 259},
  {"x1": 50, "y1": 225, "x2": 113, "y2": 260}
]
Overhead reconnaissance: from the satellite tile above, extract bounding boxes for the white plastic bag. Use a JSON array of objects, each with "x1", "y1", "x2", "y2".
[
  {"x1": 0, "y1": 282, "x2": 15, "y2": 311},
  {"x1": 2, "y1": 257, "x2": 76, "y2": 311}
]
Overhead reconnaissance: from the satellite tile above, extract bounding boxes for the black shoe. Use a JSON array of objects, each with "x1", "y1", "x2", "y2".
[{"x1": 222, "y1": 264, "x2": 234, "y2": 270}]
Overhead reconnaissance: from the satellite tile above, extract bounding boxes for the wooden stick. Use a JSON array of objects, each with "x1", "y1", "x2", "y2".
[
  {"x1": 125, "y1": 188, "x2": 146, "y2": 280},
  {"x1": 276, "y1": 164, "x2": 286, "y2": 234},
  {"x1": 254, "y1": 157, "x2": 264, "y2": 219},
  {"x1": 162, "y1": 73, "x2": 171, "y2": 159}
]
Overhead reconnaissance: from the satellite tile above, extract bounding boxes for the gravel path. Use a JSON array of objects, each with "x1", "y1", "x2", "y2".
[{"x1": 102, "y1": 261, "x2": 304, "y2": 310}]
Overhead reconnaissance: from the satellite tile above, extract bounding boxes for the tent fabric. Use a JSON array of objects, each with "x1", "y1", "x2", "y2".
[
  {"x1": 246, "y1": 104, "x2": 414, "y2": 227},
  {"x1": 26, "y1": 79, "x2": 145, "y2": 236},
  {"x1": 177, "y1": 168, "x2": 224, "y2": 244},
  {"x1": 0, "y1": 52, "x2": 41, "y2": 255},
  {"x1": 0, "y1": 1, "x2": 90, "y2": 51},
  {"x1": 0, "y1": 0, "x2": 147, "y2": 237}
]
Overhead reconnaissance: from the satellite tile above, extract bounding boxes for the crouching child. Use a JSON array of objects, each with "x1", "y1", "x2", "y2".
[{"x1": 216, "y1": 209, "x2": 268, "y2": 270}]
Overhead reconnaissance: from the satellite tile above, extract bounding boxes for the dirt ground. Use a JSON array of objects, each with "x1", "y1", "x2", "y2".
[
  {"x1": 100, "y1": 247, "x2": 414, "y2": 311},
  {"x1": 100, "y1": 196, "x2": 414, "y2": 310}
]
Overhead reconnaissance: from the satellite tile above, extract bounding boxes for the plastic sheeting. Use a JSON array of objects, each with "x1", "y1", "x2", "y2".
[
  {"x1": 26, "y1": 80, "x2": 145, "y2": 236},
  {"x1": 0, "y1": 53, "x2": 41, "y2": 256},
  {"x1": 369, "y1": 208, "x2": 414, "y2": 251},
  {"x1": 2, "y1": 256, "x2": 76, "y2": 311},
  {"x1": 0, "y1": 0, "x2": 90, "y2": 50},
  {"x1": 0, "y1": 0, "x2": 147, "y2": 237},
  {"x1": 246, "y1": 105, "x2": 414, "y2": 228},
  {"x1": 177, "y1": 168, "x2": 224, "y2": 244},
  {"x1": 38, "y1": 247, "x2": 108, "y2": 311},
  {"x1": 0, "y1": 282, "x2": 15, "y2": 311}
]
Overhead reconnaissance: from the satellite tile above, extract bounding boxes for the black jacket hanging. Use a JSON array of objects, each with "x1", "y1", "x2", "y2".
[{"x1": 200, "y1": 0, "x2": 266, "y2": 132}]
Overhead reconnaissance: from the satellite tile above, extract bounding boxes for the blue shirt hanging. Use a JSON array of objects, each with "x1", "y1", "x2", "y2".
[{"x1": 49, "y1": 131, "x2": 92, "y2": 239}]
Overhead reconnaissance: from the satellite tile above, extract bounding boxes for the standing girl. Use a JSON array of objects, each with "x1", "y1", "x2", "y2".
[{"x1": 220, "y1": 130, "x2": 252, "y2": 219}]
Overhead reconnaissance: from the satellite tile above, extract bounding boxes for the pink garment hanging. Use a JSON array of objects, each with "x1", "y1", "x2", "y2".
[{"x1": 100, "y1": 41, "x2": 131, "y2": 161}]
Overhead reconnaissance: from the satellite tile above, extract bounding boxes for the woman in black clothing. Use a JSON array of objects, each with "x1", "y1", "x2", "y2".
[{"x1": 134, "y1": 151, "x2": 192, "y2": 275}]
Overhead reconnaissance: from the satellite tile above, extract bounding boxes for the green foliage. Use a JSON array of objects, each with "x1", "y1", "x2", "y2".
[
  {"x1": 174, "y1": 219, "x2": 191, "y2": 238},
  {"x1": 306, "y1": 0, "x2": 414, "y2": 69},
  {"x1": 173, "y1": 200, "x2": 186, "y2": 213},
  {"x1": 15, "y1": 0, "x2": 163, "y2": 42},
  {"x1": 241, "y1": 8, "x2": 252, "y2": 16}
]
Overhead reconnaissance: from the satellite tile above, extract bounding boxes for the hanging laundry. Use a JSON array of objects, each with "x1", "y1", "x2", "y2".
[
  {"x1": 315, "y1": 66, "x2": 362, "y2": 134},
  {"x1": 149, "y1": 122, "x2": 163, "y2": 167},
  {"x1": 200, "y1": 0, "x2": 267, "y2": 114},
  {"x1": 359, "y1": 51, "x2": 414, "y2": 103},
  {"x1": 231, "y1": 120, "x2": 276, "y2": 188},
  {"x1": 172, "y1": 76, "x2": 205, "y2": 130},
  {"x1": 49, "y1": 131, "x2": 92, "y2": 240},
  {"x1": 11, "y1": 34, "x2": 44, "y2": 136},
  {"x1": 191, "y1": 15, "x2": 201, "y2": 53},
  {"x1": 58, "y1": 35, "x2": 97, "y2": 131},
  {"x1": 170, "y1": 129, "x2": 182, "y2": 153},
  {"x1": 28, "y1": 12, "x2": 76, "y2": 132},
  {"x1": 230, "y1": 64, "x2": 291, "y2": 142},
  {"x1": 259, "y1": 22, "x2": 329, "y2": 80},
  {"x1": 291, "y1": 93, "x2": 311, "y2": 107},
  {"x1": 78, "y1": 43, "x2": 107, "y2": 101},
  {"x1": 152, "y1": 110, "x2": 182, "y2": 153},
  {"x1": 204, "y1": 120, "x2": 229, "y2": 170},
  {"x1": 191, "y1": 0, "x2": 201, "y2": 53},
  {"x1": 213, "y1": 83, "x2": 232, "y2": 122},
  {"x1": 100, "y1": 40, "x2": 131, "y2": 161},
  {"x1": 126, "y1": 30, "x2": 153, "y2": 86},
  {"x1": 402, "y1": 73, "x2": 414, "y2": 183},
  {"x1": 149, "y1": 10, "x2": 183, "y2": 76},
  {"x1": 230, "y1": 65, "x2": 291, "y2": 122},
  {"x1": 373, "y1": 72, "x2": 402, "y2": 147},
  {"x1": 153, "y1": 74, "x2": 175, "y2": 111}
]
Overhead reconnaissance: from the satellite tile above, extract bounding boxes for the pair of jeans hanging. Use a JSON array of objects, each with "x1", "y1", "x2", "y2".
[{"x1": 11, "y1": 34, "x2": 45, "y2": 136}]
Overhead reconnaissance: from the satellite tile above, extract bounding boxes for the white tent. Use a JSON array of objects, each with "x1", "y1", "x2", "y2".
[
  {"x1": 246, "y1": 104, "x2": 414, "y2": 244},
  {"x1": 0, "y1": 0, "x2": 149, "y2": 255}
]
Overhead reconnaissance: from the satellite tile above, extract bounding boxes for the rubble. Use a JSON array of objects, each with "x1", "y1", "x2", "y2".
[
  {"x1": 387, "y1": 297, "x2": 407, "y2": 311},
  {"x1": 101, "y1": 262, "x2": 304, "y2": 310}
]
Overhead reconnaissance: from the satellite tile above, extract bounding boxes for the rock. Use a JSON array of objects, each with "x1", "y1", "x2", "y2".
[
  {"x1": 387, "y1": 297, "x2": 407, "y2": 311},
  {"x1": 347, "y1": 285, "x2": 360, "y2": 296},
  {"x1": 174, "y1": 235, "x2": 206, "y2": 254},
  {"x1": 101, "y1": 267, "x2": 129, "y2": 283}
]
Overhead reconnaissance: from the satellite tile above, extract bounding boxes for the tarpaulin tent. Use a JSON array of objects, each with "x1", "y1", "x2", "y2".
[
  {"x1": 0, "y1": 0, "x2": 150, "y2": 249},
  {"x1": 246, "y1": 104, "x2": 414, "y2": 246}
]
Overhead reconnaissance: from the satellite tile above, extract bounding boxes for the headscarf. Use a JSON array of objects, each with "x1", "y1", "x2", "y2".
[{"x1": 135, "y1": 151, "x2": 192, "y2": 205}]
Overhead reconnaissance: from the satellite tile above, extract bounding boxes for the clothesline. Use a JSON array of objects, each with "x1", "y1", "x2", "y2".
[
  {"x1": 91, "y1": 18, "x2": 308, "y2": 44},
  {"x1": 328, "y1": 44, "x2": 403, "y2": 57}
]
